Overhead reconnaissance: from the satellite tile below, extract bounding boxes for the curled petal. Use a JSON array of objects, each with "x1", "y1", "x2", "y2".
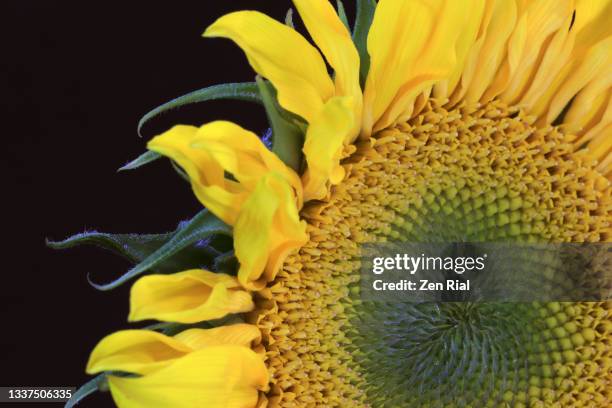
[
  {"x1": 292, "y1": 0, "x2": 362, "y2": 139},
  {"x1": 129, "y1": 270, "x2": 254, "y2": 324},
  {"x1": 190, "y1": 121, "x2": 303, "y2": 205},
  {"x1": 302, "y1": 97, "x2": 354, "y2": 201},
  {"x1": 204, "y1": 11, "x2": 333, "y2": 123},
  {"x1": 148, "y1": 121, "x2": 302, "y2": 224},
  {"x1": 86, "y1": 330, "x2": 193, "y2": 376},
  {"x1": 108, "y1": 346, "x2": 267, "y2": 408},
  {"x1": 234, "y1": 173, "x2": 308, "y2": 290},
  {"x1": 147, "y1": 124, "x2": 243, "y2": 225}
]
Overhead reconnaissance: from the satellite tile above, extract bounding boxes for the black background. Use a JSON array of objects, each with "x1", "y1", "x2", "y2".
[{"x1": 2, "y1": 1, "x2": 357, "y2": 406}]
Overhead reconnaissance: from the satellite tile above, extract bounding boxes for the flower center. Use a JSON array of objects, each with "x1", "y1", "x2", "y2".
[{"x1": 251, "y1": 99, "x2": 610, "y2": 407}]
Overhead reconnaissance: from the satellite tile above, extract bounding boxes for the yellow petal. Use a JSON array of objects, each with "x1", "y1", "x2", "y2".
[
  {"x1": 573, "y1": 0, "x2": 610, "y2": 34},
  {"x1": 108, "y1": 346, "x2": 268, "y2": 408},
  {"x1": 204, "y1": 11, "x2": 333, "y2": 123},
  {"x1": 147, "y1": 124, "x2": 244, "y2": 225},
  {"x1": 481, "y1": 4, "x2": 527, "y2": 102},
  {"x1": 129, "y1": 270, "x2": 254, "y2": 324},
  {"x1": 546, "y1": 37, "x2": 612, "y2": 124},
  {"x1": 527, "y1": 0, "x2": 612, "y2": 122},
  {"x1": 86, "y1": 330, "x2": 193, "y2": 376},
  {"x1": 302, "y1": 97, "x2": 354, "y2": 201},
  {"x1": 234, "y1": 173, "x2": 307, "y2": 290},
  {"x1": 464, "y1": 0, "x2": 517, "y2": 104},
  {"x1": 564, "y1": 76, "x2": 612, "y2": 136},
  {"x1": 517, "y1": 12, "x2": 575, "y2": 112},
  {"x1": 432, "y1": 0, "x2": 486, "y2": 100},
  {"x1": 292, "y1": 0, "x2": 362, "y2": 139},
  {"x1": 192, "y1": 121, "x2": 302, "y2": 205},
  {"x1": 174, "y1": 324, "x2": 261, "y2": 349},
  {"x1": 575, "y1": 90, "x2": 612, "y2": 149},
  {"x1": 588, "y1": 124, "x2": 612, "y2": 172},
  {"x1": 361, "y1": 0, "x2": 434, "y2": 136},
  {"x1": 574, "y1": 89, "x2": 611, "y2": 170},
  {"x1": 148, "y1": 121, "x2": 302, "y2": 224},
  {"x1": 499, "y1": 0, "x2": 574, "y2": 104},
  {"x1": 363, "y1": 0, "x2": 484, "y2": 135},
  {"x1": 448, "y1": 0, "x2": 501, "y2": 104},
  {"x1": 573, "y1": 0, "x2": 612, "y2": 45}
]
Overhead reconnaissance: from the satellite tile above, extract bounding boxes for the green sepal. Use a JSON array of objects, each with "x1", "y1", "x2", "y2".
[
  {"x1": 65, "y1": 374, "x2": 108, "y2": 408},
  {"x1": 146, "y1": 321, "x2": 214, "y2": 336},
  {"x1": 285, "y1": 8, "x2": 294, "y2": 28},
  {"x1": 89, "y1": 209, "x2": 230, "y2": 290},
  {"x1": 145, "y1": 314, "x2": 243, "y2": 336},
  {"x1": 146, "y1": 322, "x2": 196, "y2": 336},
  {"x1": 170, "y1": 160, "x2": 190, "y2": 182},
  {"x1": 137, "y1": 82, "x2": 262, "y2": 137},
  {"x1": 118, "y1": 150, "x2": 162, "y2": 172},
  {"x1": 48, "y1": 231, "x2": 174, "y2": 265},
  {"x1": 47, "y1": 228, "x2": 216, "y2": 273},
  {"x1": 256, "y1": 76, "x2": 305, "y2": 172},
  {"x1": 213, "y1": 250, "x2": 238, "y2": 275},
  {"x1": 118, "y1": 151, "x2": 189, "y2": 183},
  {"x1": 337, "y1": 1, "x2": 350, "y2": 31},
  {"x1": 353, "y1": 0, "x2": 376, "y2": 87},
  {"x1": 256, "y1": 77, "x2": 307, "y2": 131},
  {"x1": 48, "y1": 209, "x2": 232, "y2": 291}
]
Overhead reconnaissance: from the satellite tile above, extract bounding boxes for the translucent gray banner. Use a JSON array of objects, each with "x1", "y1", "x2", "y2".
[{"x1": 360, "y1": 242, "x2": 611, "y2": 302}]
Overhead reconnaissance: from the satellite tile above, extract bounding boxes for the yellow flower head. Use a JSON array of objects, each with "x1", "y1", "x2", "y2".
[{"x1": 67, "y1": 0, "x2": 611, "y2": 407}]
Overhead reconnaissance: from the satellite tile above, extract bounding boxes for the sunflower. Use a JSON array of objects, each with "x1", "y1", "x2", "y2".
[{"x1": 55, "y1": 1, "x2": 611, "y2": 407}]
